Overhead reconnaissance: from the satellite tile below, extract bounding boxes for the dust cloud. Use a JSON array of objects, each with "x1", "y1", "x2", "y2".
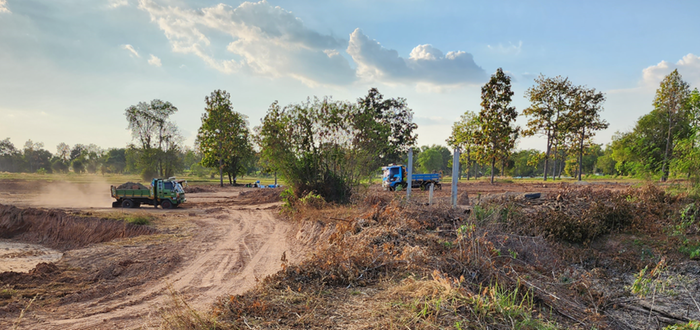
[{"x1": 31, "y1": 180, "x2": 117, "y2": 209}]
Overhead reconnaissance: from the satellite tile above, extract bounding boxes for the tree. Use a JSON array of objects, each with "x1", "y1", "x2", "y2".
[
  {"x1": 124, "y1": 99, "x2": 184, "y2": 180},
  {"x1": 352, "y1": 88, "x2": 418, "y2": 175},
  {"x1": 416, "y1": 146, "x2": 444, "y2": 173},
  {"x1": 0, "y1": 138, "x2": 20, "y2": 172},
  {"x1": 56, "y1": 143, "x2": 70, "y2": 162},
  {"x1": 448, "y1": 111, "x2": 480, "y2": 180},
  {"x1": 654, "y1": 69, "x2": 691, "y2": 182},
  {"x1": 197, "y1": 90, "x2": 253, "y2": 187},
  {"x1": 475, "y1": 68, "x2": 519, "y2": 184},
  {"x1": 523, "y1": 75, "x2": 574, "y2": 181},
  {"x1": 103, "y1": 148, "x2": 127, "y2": 174},
  {"x1": 257, "y1": 90, "x2": 417, "y2": 203},
  {"x1": 567, "y1": 87, "x2": 608, "y2": 180}
]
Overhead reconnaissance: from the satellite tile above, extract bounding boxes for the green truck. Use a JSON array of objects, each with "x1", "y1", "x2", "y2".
[{"x1": 110, "y1": 178, "x2": 187, "y2": 209}]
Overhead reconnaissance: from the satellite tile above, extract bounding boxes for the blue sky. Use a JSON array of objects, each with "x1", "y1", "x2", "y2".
[{"x1": 2, "y1": 0, "x2": 700, "y2": 154}]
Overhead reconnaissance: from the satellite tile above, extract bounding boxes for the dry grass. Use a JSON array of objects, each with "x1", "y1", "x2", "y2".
[{"x1": 160, "y1": 184, "x2": 700, "y2": 329}]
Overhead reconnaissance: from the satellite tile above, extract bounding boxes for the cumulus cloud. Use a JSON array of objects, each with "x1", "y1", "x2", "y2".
[
  {"x1": 347, "y1": 29, "x2": 486, "y2": 85},
  {"x1": 122, "y1": 44, "x2": 140, "y2": 57},
  {"x1": 0, "y1": 0, "x2": 10, "y2": 13},
  {"x1": 137, "y1": 0, "x2": 354, "y2": 85},
  {"x1": 148, "y1": 54, "x2": 162, "y2": 67},
  {"x1": 641, "y1": 53, "x2": 700, "y2": 87}
]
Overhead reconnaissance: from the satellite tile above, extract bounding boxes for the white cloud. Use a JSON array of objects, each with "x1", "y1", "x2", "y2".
[
  {"x1": 487, "y1": 41, "x2": 523, "y2": 55},
  {"x1": 109, "y1": 0, "x2": 129, "y2": 8},
  {"x1": 148, "y1": 54, "x2": 162, "y2": 67},
  {"x1": 347, "y1": 29, "x2": 486, "y2": 86},
  {"x1": 641, "y1": 53, "x2": 700, "y2": 88},
  {"x1": 0, "y1": 0, "x2": 10, "y2": 13},
  {"x1": 122, "y1": 44, "x2": 140, "y2": 58},
  {"x1": 137, "y1": 0, "x2": 354, "y2": 85}
]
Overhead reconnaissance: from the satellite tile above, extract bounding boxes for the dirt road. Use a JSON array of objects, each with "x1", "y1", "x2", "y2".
[{"x1": 1, "y1": 186, "x2": 299, "y2": 329}]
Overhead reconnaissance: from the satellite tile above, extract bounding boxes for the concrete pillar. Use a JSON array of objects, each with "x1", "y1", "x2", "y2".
[
  {"x1": 451, "y1": 147, "x2": 460, "y2": 208},
  {"x1": 407, "y1": 148, "x2": 413, "y2": 201}
]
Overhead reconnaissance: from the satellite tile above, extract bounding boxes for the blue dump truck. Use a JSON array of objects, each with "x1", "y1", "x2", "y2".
[{"x1": 382, "y1": 164, "x2": 442, "y2": 191}]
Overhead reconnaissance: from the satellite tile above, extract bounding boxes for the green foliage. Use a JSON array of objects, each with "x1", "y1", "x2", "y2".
[
  {"x1": 475, "y1": 68, "x2": 519, "y2": 183},
  {"x1": 197, "y1": 90, "x2": 254, "y2": 186},
  {"x1": 523, "y1": 75, "x2": 574, "y2": 181},
  {"x1": 124, "y1": 214, "x2": 153, "y2": 225},
  {"x1": 415, "y1": 145, "x2": 449, "y2": 173},
  {"x1": 124, "y1": 99, "x2": 184, "y2": 179},
  {"x1": 664, "y1": 321, "x2": 700, "y2": 330},
  {"x1": 448, "y1": 111, "x2": 480, "y2": 179},
  {"x1": 566, "y1": 87, "x2": 608, "y2": 180},
  {"x1": 258, "y1": 89, "x2": 416, "y2": 203},
  {"x1": 654, "y1": 69, "x2": 692, "y2": 181}
]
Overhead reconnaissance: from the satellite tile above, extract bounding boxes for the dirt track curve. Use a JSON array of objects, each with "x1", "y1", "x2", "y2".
[{"x1": 2, "y1": 187, "x2": 299, "y2": 330}]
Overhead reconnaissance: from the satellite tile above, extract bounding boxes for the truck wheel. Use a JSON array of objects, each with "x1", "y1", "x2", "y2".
[
  {"x1": 134, "y1": 202, "x2": 141, "y2": 208},
  {"x1": 161, "y1": 200, "x2": 173, "y2": 209},
  {"x1": 122, "y1": 199, "x2": 134, "y2": 208}
]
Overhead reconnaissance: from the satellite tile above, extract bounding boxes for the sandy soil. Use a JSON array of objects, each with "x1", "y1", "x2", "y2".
[
  {"x1": 0, "y1": 182, "x2": 300, "y2": 329},
  {"x1": 0, "y1": 241, "x2": 63, "y2": 272}
]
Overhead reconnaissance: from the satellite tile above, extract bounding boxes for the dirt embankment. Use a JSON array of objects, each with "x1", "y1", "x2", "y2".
[{"x1": 0, "y1": 204, "x2": 156, "y2": 250}]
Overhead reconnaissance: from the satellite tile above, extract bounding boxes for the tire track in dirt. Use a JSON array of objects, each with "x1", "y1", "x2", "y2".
[{"x1": 41, "y1": 206, "x2": 294, "y2": 330}]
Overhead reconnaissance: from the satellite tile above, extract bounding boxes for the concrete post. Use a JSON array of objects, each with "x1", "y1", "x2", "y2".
[
  {"x1": 428, "y1": 182, "x2": 434, "y2": 205},
  {"x1": 451, "y1": 147, "x2": 460, "y2": 208},
  {"x1": 407, "y1": 148, "x2": 413, "y2": 201}
]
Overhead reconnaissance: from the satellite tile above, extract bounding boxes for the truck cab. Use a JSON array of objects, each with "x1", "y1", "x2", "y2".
[{"x1": 382, "y1": 165, "x2": 407, "y2": 191}]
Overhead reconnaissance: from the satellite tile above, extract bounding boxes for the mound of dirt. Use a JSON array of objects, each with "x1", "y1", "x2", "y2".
[
  {"x1": 238, "y1": 188, "x2": 283, "y2": 204},
  {"x1": 0, "y1": 204, "x2": 157, "y2": 250},
  {"x1": 184, "y1": 186, "x2": 214, "y2": 193},
  {"x1": 116, "y1": 182, "x2": 149, "y2": 190}
]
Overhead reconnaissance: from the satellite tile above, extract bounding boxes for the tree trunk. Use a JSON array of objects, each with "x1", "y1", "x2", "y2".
[
  {"x1": 543, "y1": 134, "x2": 551, "y2": 181},
  {"x1": 228, "y1": 172, "x2": 232, "y2": 185},
  {"x1": 490, "y1": 157, "x2": 495, "y2": 184}
]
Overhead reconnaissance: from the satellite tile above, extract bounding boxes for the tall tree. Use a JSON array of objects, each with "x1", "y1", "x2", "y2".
[
  {"x1": 124, "y1": 99, "x2": 183, "y2": 180},
  {"x1": 654, "y1": 69, "x2": 691, "y2": 181},
  {"x1": 447, "y1": 111, "x2": 480, "y2": 180},
  {"x1": 353, "y1": 88, "x2": 418, "y2": 174},
  {"x1": 197, "y1": 90, "x2": 253, "y2": 187},
  {"x1": 475, "y1": 68, "x2": 519, "y2": 184},
  {"x1": 567, "y1": 87, "x2": 609, "y2": 181},
  {"x1": 523, "y1": 75, "x2": 573, "y2": 181},
  {"x1": 56, "y1": 143, "x2": 70, "y2": 162}
]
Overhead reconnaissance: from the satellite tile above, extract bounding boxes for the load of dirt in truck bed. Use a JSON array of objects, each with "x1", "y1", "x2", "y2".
[
  {"x1": 0, "y1": 204, "x2": 157, "y2": 250},
  {"x1": 116, "y1": 182, "x2": 149, "y2": 190}
]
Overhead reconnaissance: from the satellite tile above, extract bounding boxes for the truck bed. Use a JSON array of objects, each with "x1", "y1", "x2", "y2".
[
  {"x1": 412, "y1": 173, "x2": 441, "y2": 182},
  {"x1": 111, "y1": 186, "x2": 151, "y2": 199}
]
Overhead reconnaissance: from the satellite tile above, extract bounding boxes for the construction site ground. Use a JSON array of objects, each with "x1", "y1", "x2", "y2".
[{"x1": 4, "y1": 177, "x2": 696, "y2": 330}]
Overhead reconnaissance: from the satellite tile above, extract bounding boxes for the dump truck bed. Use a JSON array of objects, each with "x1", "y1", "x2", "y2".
[{"x1": 111, "y1": 186, "x2": 151, "y2": 199}]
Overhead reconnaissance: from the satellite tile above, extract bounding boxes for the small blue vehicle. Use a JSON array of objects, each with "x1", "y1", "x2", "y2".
[{"x1": 382, "y1": 164, "x2": 442, "y2": 191}]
